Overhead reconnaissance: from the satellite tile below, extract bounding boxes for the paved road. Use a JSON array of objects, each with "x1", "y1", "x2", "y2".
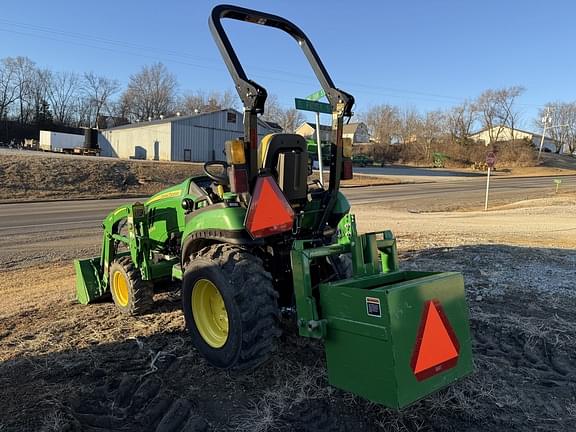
[
  {"x1": 347, "y1": 175, "x2": 575, "y2": 205},
  {"x1": 1, "y1": 174, "x2": 574, "y2": 236}
]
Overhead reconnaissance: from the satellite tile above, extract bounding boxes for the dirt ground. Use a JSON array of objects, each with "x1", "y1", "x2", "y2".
[{"x1": 1, "y1": 196, "x2": 575, "y2": 431}]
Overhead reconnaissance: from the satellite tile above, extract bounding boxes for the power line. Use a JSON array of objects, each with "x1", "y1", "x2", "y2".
[{"x1": 0, "y1": 19, "x2": 552, "y2": 111}]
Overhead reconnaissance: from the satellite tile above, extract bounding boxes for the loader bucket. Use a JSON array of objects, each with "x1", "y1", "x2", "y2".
[
  {"x1": 319, "y1": 270, "x2": 473, "y2": 408},
  {"x1": 74, "y1": 257, "x2": 103, "y2": 304}
]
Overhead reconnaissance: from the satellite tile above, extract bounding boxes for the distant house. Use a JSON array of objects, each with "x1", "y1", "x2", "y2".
[
  {"x1": 295, "y1": 122, "x2": 332, "y2": 143},
  {"x1": 295, "y1": 121, "x2": 370, "y2": 144},
  {"x1": 470, "y1": 126, "x2": 560, "y2": 153},
  {"x1": 343, "y1": 122, "x2": 370, "y2": 144}
]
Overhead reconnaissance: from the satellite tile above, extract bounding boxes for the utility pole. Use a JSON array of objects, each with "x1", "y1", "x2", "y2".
[{"x1": 537, "y1": 107, "x2": 551, "y2": 163}]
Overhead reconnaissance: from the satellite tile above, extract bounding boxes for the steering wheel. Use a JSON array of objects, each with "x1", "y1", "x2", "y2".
[{"x1": 203, "y1": 160, "x2": 230, "y2": 185}]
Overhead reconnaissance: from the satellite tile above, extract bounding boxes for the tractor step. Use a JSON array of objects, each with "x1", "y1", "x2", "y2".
[{"x1": 319, "y1": 270, "x2": 473, "y2": 409}]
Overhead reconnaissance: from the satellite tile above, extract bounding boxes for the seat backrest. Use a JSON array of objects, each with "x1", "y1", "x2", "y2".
[{"x1": 259, "y1": 133, "x2": 308, "y2": 203}]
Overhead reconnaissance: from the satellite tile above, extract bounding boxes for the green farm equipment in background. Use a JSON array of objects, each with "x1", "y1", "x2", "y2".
[
  {"x1": 433, "y1": 152, "x2": 448, "y2": 168},
  {"x1": 352, "y1": 154, "x2": 374, "y2": 167},
  {"x1": 74, "y1": 4, "x2": 473, "y2": 409}
]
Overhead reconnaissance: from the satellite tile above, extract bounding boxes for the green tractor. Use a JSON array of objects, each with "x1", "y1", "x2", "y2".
[{"x1": 75, "y1": 5, "x2": 473, "y2": 409}]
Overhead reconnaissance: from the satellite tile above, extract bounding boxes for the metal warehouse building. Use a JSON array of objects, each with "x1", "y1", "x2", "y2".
[{"x1": 98, "y1": 109, "x2": 279, "y2": 162}]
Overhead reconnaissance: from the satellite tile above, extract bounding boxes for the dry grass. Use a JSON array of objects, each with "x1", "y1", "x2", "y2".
[
  {"x1": 0, "y1": 153, "x2": 205, "y2": 201},
  {"x1": 0, "y1": 265, "x2": 76, "y2": 319},
  {"x1": 40, "y1": 408, "x2": 69, "y2": 432},
  {"x1": 231, "y1": 357, "x2": 331, "y2": 431}
]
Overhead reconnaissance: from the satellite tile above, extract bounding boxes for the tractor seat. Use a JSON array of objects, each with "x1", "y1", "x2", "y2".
[{"x1": 259, "y1": 133, "x2": 308, "y2": 203}]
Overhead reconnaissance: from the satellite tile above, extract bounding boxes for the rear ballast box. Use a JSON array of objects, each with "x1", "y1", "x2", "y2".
[{"x1": 319, "y1": 271, "x2": 473, "y2": 408}]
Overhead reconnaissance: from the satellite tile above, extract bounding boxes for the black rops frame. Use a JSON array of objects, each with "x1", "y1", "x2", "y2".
[{"x1": 209, "y1": 4, "x2": 355, "y2": 233}]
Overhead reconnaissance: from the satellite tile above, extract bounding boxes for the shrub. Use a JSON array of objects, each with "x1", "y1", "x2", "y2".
[{"x1": 373, "y1": 138, "x2": 536, "y2": 168}]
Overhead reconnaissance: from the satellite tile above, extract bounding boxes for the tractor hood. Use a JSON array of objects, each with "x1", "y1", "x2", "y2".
[{"x1": 145, "y1": 182, "x2": 188, "y2": 207}]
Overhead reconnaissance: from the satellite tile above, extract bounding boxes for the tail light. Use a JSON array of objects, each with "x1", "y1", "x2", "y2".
[
  {"x1": 229, "y1": 166, "x2": 248, "y2": 193},
  {"x1": 245, "y1": 175, "x2": 295, "y2": 238},
  {"x1": 342, "y1": 159, "x2": 353, "y2": 180},
  {"x1": 225, "y1": 139, "x2": 249, "y2": 193}
]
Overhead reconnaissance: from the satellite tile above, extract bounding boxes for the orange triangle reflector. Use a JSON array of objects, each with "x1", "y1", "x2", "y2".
[
  {"x1": 410, "y1": 300, "x2": 459, "y2": 381},
  {"x1": 245, "y1": 175, "x2": 295, "y2": 239}
]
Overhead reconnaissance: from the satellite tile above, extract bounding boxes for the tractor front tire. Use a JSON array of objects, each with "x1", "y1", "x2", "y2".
[
  {"x1": 109, "y1": 257, "x2": 154, "y2": 315},
  {"x1": 182, "y1": 244, "x2": 281, "y2": 370}
]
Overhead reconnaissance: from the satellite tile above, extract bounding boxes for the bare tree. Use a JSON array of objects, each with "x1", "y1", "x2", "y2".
[
  {"x1": 179, "y1": 89, "x2": 238, "y2": 114},
  {"x1": 497, "y1": 86, "x2": 524, "y2": 139},
  {"x1": 261, "y1": 94, "x2": 283, "y2": 123},
  {"x1": 399, "y1": 108, "x2": 422, "y2": 144},
  {"x1": 4, "y1": 56, "x2": 39, "y2": 123},
  {"x1": 536, "y1": 102, "x2": 576, "y2": 154},
  {"x1": 261, "y1": 94, "x2": 304, "y2": 132},
  {"x1": 275, "y1": 108, "x2": 304, "y2": 133},
  {"x1": 476, "y1": 86, "x2": 525, "y2": 143},
  {"x1": 398, "y1": 108, "x2": 443, "y2": 160},
  {"x1": 121, "y1": 62, "x2": 177, "y2": 121},
  {"x1": 361, "y1": 104, "x2": 400, "y2": 144},
  {"x1": 26, "y1": 68, "x2": 51, "y2": 125},
  {"x1": 446, "y1": 100, "x2": 477, "y2": 145},
  {"x1": 46, "y1": 71, "x2": 81, "y2": 124},
  {"x1": 83, "y1": 72, "x2": 120, "y2": 128},
  {"x1": 0, "y1": 58, "x2": 18, "y2": 120},
  {"x1": 70, "y1": 95, "x2": 93, "y2": 127},
  {"x1": 421, "y1": 110, "x2": 446, "y2": 140}
]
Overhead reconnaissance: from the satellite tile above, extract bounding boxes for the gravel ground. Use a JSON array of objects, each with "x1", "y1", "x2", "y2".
[{"x1": 354, "y1": 196, "x2": 576, "y2": 250}]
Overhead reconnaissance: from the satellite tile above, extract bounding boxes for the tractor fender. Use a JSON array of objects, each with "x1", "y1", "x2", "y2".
[
  {"x1": 327, "y1": 191, "x2": 351, "y2": 226},
  {"x1": 180, "y1": 206, "x2": 263, "y2": 264}
]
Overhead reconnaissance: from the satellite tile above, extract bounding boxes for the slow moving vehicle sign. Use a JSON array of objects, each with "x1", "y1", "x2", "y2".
[{"x1": 410, "y1": 300, "x2": 460, "y2": 381}]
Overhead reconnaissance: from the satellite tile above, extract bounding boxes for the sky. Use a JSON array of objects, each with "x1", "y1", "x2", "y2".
[{"x1": 1, "y1": 0, "x2": 575, "y2": 129}]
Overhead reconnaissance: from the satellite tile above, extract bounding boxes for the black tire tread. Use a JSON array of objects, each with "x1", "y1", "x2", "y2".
[
  {"x1": 186, "y1": 244, "x2": 281, "y2": 370},
  {"x1": 110, "y1": 256, "x2": 154, "y2": 315},
  {"x1": 333, "y1": 253, "x2": 353, "y2": 279}
]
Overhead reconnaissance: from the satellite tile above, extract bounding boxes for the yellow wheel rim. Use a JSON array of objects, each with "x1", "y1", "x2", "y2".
[
  {"x1": 112, "y1": 270, "x2": 130, "y2": 307},
  {"x1": 191, "y1": 279, "x2": 229, "y2": 348}
]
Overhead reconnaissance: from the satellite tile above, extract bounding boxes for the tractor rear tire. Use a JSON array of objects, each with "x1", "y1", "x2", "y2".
[
  {"x1": 332, "y1": 253, "x2": 353, "y2": 279},
  {"x1": 182, "y1": 244, "x2": 281, "y2": 370},
  {"x1": 109, "y1": 257, "x2": 154, "y2": 315}
]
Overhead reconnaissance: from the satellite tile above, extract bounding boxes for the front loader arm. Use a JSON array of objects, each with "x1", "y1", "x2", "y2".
[
  {"x1": 100, "y1": 202, "x2": 151, "y2": 288},
  {"x1": 75, "y1": 202, "x2": 151, "y2": 304}
]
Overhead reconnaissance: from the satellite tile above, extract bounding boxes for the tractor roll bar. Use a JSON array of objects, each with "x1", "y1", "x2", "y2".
[
  {"x1": 209, "y1": 5, "x2": 354, "y2": 228},
  {"x1": 209, "y1": 4, "x2": 354, "y2": 116}
]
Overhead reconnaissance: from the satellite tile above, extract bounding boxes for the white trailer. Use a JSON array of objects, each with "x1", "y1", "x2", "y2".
[{"x1": 39, "y1": 130, "x2": 85, "y2": 152}]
